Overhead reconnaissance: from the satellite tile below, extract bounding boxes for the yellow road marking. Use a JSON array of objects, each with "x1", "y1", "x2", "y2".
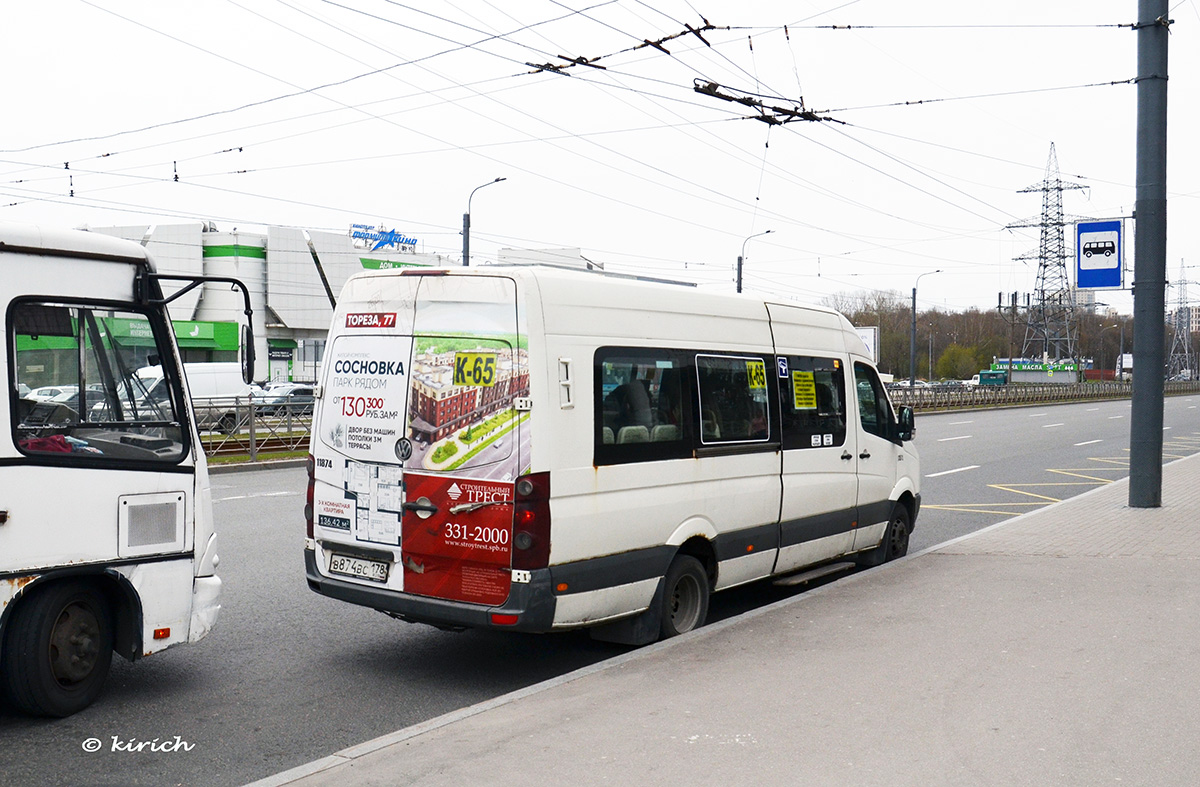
[
  {"x1": 987, "y1": 485, "x2": 1063, "y2": 503},
  {"x1": 923, "y1": 503, "x2": 1043, "y2": 516},
  {"x1": 928, "y1": 443, "x2": 1200, "y2": 521},
  {"x1": 1046, "y1": 469, "x2": 1120, "y2": 483}
]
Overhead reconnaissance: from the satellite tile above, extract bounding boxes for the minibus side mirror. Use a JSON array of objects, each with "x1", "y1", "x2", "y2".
[
  {"x1": 240, "y1": 324, "x2": 256, "y2": 385},
  {"x1": 895, "y1": 406, "x2": 915, "y2": 442}
]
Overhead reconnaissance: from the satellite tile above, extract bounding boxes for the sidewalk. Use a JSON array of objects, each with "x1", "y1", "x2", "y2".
[{"x1": 250, "y1": 453, "x2": 1200, "y2": 787}]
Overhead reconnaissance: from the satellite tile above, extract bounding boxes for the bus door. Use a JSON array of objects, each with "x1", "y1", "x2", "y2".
[{"x1": 773, "y1": 354, "x2": 858, "y2": 572}]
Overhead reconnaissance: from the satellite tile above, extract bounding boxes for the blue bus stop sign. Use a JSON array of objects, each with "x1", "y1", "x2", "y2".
[{"x1": 1076, "y1": 219, "x2": 1123, "y2": 289}]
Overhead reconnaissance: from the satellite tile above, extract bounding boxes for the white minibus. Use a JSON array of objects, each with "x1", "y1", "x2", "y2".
[
  {"x1": 305, "y1": 266, "x2": 919, "y2": 644},
  {"x1": 0, "y1": 223, "x2": 254, "y2": 715}
]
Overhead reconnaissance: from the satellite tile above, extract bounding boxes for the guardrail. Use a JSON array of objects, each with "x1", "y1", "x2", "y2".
[
  {"x1": 191, "y1": 381, "x2": 1200, "y2": 460},
  {"x1": 192, "y1": 396, "x2": 313, "y2": 460},
  {"x1": 888, "y1": 381, "x2": 1200, "y2": 412}
]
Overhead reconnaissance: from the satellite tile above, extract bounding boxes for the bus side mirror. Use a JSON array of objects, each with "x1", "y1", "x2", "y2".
[
  {"x1": 240, "y1": 324, "x2": 256, "y2": 385},
  {"x1": 895, "y1": 406, "x2": 915, "y2": 442}
]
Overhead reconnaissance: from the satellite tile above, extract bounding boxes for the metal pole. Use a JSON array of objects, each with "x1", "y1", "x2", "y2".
[
  {"x1": 737, "y1": 230, "x2": 772, "y2": 294},
  {"x1": 1129, "y1": 0, "x2": 1170, "y2": 508},
  {"x1": 461, "y1": 212, "x2": 470, "y2": 267},
  {"x1": 910, "y1": 287, "x2": 918, "y2": 387},
  {"x1": 462, "y1": 177, "x2": 506, "y2": 267},
  {"x1": 928, "y1": 326, "x2": 933, "y2": 380},
  {"x1": 1113, "y1": 323, "x2": 1123, "y2": 379},
  {"x1": 910, "y1": 270, "x2": 940, "y2": 387}
]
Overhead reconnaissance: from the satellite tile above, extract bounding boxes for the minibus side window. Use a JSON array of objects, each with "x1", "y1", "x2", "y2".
[
  {"x1": 853, "y1": 361, "x2": 894, "y2": 440},
  {"x1": 778, "y1": 356, "x2": 846, "y2": 450},
  {"x1": 10, "y1": 301, "x2": 185, "y2": 463},
  {"x1": 593, "y1": 348, "x2": 689, "y2": 465},
  {"x1": 695, "y1": 355, "x2": 770, "y2": 445}
]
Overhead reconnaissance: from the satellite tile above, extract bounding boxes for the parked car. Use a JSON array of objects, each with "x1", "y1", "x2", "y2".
[
  {"x1": 258, "y1": 384, "x2": 315, "y2": 416},
  {"x1": 25, "y1": 384, "x2": 78, "y2": 402}
]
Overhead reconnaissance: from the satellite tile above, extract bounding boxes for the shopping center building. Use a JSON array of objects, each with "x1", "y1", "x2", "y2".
[{"x1": 91, "y1": 222, "x2": 452, "y2": 383}]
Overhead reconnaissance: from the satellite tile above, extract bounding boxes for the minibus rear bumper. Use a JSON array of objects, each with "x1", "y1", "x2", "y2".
[{"x1": 304, "y1": 547, "x2": 556, "y2": 632}]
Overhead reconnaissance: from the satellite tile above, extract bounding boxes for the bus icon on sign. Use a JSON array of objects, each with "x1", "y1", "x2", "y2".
[{"x1": 1082, "y1": 240, "x2": 1115, "y2": 259}]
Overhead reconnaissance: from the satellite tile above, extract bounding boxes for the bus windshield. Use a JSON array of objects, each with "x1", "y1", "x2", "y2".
[{"x1": 12, "y1": 301, "x2": 185, "y2": 462}]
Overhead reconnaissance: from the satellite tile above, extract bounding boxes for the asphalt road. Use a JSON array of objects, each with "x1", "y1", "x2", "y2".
[
  {"x1": 2, "y1": 395, "x2": 1196, "y2": 786},
  {"x1": 911, "y1": 394, "x2": 1200, "y2": 552}
]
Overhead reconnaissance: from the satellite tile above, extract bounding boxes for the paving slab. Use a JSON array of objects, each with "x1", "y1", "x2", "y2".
[{"x1": 250, "y1": 453, "x2": 1200, "y2": 787}]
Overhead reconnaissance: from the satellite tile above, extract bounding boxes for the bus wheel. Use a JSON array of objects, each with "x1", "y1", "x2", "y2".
[
  {"x1": 217, "y1": 413, "x2": 237, "y2": 434},
  {"x1": 659, "y1": 556, "x2": 709, "y2": 639},
  {"x1": 0, "y1": 581, "x2": 114, "y2": 717}
]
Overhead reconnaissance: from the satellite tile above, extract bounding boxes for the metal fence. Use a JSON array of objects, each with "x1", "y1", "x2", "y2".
[
  {"x1": 888, "y1": 381, "x2": 1200, "y2": 412},
  {"x1": 192, "y1": 381, "x2": 1200, "y2": 459},
  {"x1": 193, "y1": 396, "x2": 313, "y2": 460}
]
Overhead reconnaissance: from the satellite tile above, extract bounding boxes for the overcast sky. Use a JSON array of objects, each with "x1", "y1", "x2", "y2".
[{"x1": 3, "y1": 1, "x2": 1197, "y2": 316}]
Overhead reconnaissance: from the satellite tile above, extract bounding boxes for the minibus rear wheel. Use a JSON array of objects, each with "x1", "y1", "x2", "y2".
[
  {"x1": 659, "y1": 555, "x2": 709, "y2": 639},
  {"x1": 0, "y1": 580, "x2": 114, "y2": 717}
]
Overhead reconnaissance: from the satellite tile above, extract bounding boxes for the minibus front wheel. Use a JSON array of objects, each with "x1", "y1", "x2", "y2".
[
  {"x1": 857, "y1": 504, "x2": 911, "y2": 568},
  {"x1": 658, "y1": 555, "x2": 709, "y2": 639}
]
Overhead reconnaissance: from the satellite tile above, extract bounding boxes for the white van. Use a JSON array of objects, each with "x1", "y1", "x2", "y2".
[
  {"x1": 0, "y1": 223, "x2": 254, "y2": 715},
  {"x1": 304, "y1": 266, "x2": 919, "y2": 644},
  {"x1": 138, "y1": 362, "x2": 257, "y2": 400},
  {"x1": 138, "y1": 362, "x2": 261, "y2": 433}
]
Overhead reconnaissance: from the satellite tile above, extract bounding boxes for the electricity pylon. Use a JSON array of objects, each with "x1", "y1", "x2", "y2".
[{"x1": 1006, "y1": 143, "x2": 1086, "y2": 364}]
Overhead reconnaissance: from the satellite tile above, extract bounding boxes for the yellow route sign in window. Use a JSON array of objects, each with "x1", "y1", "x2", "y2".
[
  {"x1": 745, "y1": 359, "x2": 767, "y2": 390},
  {"x1": 792, "y1": 370, "x2": 817, "y2": 410}
]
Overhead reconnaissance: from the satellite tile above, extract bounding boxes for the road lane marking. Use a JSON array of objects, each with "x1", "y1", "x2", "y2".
[
  {"x1": 1029, "y1": 412, "x2": 1048, "y2": 418},
  {"x1": 936, "y1": 435, "x2": 972, "y2": 442},
  {"x1": 1109, "y1": 415, "x2": 1124, "y2": 419},
  {"x1": 1086, "y1": 408, "x2": 1100, "y2": 411},
  {"x1": 948, "y1": 420, "x2": 974, "y2": 425},
  {"x1": 1075, "y1": 439, "x2": 1103, "y2": 446},
  {"x1": 1042, "y1": 423, "x2": 1064, "y2": 428},
  {"x1": 926, "y1": 465, "x2": 979, "y2": 478}
]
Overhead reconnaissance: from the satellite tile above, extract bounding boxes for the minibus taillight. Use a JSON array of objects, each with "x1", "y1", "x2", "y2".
[
  {"x1": 511, "y1": 471, "x2": 550, "y2": 571},
  {"x1": 305, "y1": 454, "x2": 315, "y2": 539}
]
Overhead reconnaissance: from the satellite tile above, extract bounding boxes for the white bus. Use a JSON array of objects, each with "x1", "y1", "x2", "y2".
[
  {"x1": 304, "y1": 266, "x2": 919, "y2": 644},
  {"x1": 0, "y1": 224, "x2": 254, "y2": 716}
]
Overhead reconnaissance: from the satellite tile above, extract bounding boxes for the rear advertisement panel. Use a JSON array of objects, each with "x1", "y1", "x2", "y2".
[
  {"x1": 401, "y1": 472, "x2": 513, "y2": 604},
  {"x1": 321, "y1": 333, "x2": 413, "y2": 465},
  {"x1": 313, "y1": 273, "x2": 531, "y2": 606}
]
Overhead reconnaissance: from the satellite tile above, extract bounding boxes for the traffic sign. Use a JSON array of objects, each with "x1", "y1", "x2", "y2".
[{"x1": 1076, "y1": 219, "x2": 1123, "y2": 289}]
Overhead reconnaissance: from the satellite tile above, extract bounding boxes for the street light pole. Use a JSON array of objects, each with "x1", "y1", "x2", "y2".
[
  {"x1": 462, "y1": 177, "x2": 507, "y2": 267},
  {"x1": 910, "y1": 270, "x2": 941, "y2": 387},
  {"x1": 928, "y1": 324, "x2": 934, "y2": 381},
  {"x1": 736, "y1": 230, "x2": 773, "y2": 293},
  {"x1": 1101, "y1": 324, "x2": 1118, "y2": 380}
]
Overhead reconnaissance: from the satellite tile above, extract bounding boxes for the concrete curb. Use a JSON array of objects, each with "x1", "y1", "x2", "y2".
[{"x1": 208, "y1": 458, "x2": 307, "y2": 474}]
